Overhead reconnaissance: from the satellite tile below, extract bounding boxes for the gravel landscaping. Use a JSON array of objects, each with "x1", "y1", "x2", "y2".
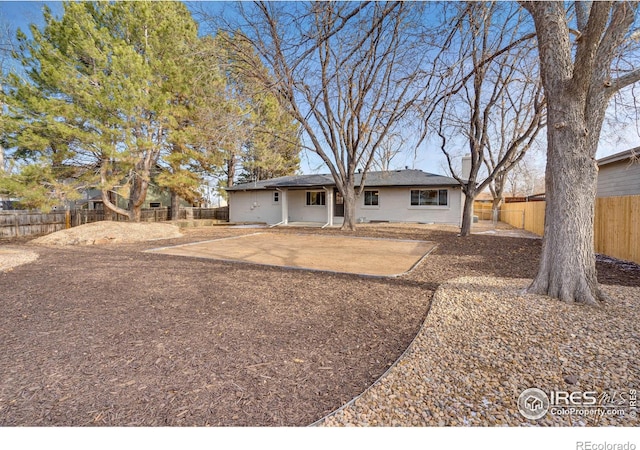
[
  {"x1": 30, "y1": 222, "x2": 182, "y2": 246},
  {"x1": 0, "y1": 247, "x2": 39, "y2": 272},
  {"x1": 319, "y1": 276, "x2": 640, "y2": 427}
]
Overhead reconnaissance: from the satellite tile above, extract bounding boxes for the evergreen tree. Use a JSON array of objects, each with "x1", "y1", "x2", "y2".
[
  {"x1": 206, "y1": 33, "x2": 300, "y2": 189},
  {"x1": 1, "y1": 1, "x2": 199, "y2": 219},
  {"x1": 1, "y1": 2, "x2": 300, "y2": 216}
]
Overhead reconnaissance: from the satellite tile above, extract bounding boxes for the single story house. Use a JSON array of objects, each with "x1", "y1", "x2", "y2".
[
  {"x1": 597, "y1": 147, "x2": 640, "y2": 197},
  {"x1": 226, "y1": 169, "x2": 464, "y2": 227}
]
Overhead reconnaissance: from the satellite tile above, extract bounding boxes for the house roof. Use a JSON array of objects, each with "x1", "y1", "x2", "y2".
[
  {"x1": 226, "y1": 169, "x2": 461, "y2": 191},
  {"x1": 597, "y1": 147, "x2": 639, "y2": 166}
]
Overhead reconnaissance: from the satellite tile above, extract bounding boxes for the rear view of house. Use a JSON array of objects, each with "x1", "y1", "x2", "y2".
[{"x1": 226, "y1": 169, "x2": 464, "y2": 227}]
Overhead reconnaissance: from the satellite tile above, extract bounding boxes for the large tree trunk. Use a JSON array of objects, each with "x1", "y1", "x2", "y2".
[
  {"x1": 459, "y1": 185, "x2": 476, "y2": 236},
  {"x1": 527, "y1": 97, "x2": 603, "y2": 306},
  {"x1": 520, "y1": 1, "x2": 640, "y2": 305},
  {"x1": 128, "y1": 174, "x2": 149, "y2": 222},
  {"x1": 100, "y1": 161, "x2": 130, "y2": 220},
  {"x1": 491, "y1": 195, "x2": 502, "y2": 224},
  {"x1": 226, "y1": 157, "x2": 235, "y2": 188},
  {"x1": 341, "y1": 179, "x2": 357, "y2": 231},
  {"x1": 460, "y1": 194, "x2": 474, "y2": 236},
  {"x1": 170, "y1": 191, "x2": 180, "y2": 221}
]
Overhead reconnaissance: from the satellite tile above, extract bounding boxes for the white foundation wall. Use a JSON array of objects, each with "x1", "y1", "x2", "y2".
[
  {"x1": 354, "y1": 187, "x2": 463, "y2": 225},
  {"x1": 228, "y1": 190, "x2": 282, "y2": 224}
]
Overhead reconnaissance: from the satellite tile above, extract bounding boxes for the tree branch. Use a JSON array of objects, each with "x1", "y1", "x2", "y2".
[{"x1": 609, "y1": 67, "x2": 640, "y2": 91}]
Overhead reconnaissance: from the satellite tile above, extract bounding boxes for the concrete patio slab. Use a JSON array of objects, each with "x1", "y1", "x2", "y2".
[{"x1": 147, "y1": 233, "x2": 437, "y2": 277}]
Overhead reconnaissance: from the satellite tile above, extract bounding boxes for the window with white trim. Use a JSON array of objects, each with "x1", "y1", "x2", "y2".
[
  {"x1": 364, "y1": 190, "x2": 379, "y2": 206},
  {"x1": 410, "y1": 189, "x2": 448, "y2": 206},
  {"x1": 306, "y1": 191, "x2": 326, "y2": 206}
]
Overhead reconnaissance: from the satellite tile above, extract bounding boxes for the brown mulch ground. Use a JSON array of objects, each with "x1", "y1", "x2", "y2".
[{"x1": 0, "y1": 225, "x2": 638, "y2": 426}]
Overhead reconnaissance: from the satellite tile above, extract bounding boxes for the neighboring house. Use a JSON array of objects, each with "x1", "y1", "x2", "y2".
[
  {"x1": 0, "y1": 199, "x2": 18, "y2": 210},
  {"x1": 70, "y1": 185, "x2": 193, "y2": 210},
  {"x1": 597, "y1": 147, "x2": 640, "y2": 197},
  {"x1": 226, "y1": 169, "x2": 464, "y2": 226}
]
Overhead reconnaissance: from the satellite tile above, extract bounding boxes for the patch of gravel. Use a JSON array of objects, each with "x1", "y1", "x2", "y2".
[
  {"x1": 29, "y1": 221, "x2": 182, "y2": 246},
  {"x1": 320, "y1": 276, "x2": 640, "y2": 426},
  {"x1": 0, "y1": 248, "x2": 39, "y2": 272}
]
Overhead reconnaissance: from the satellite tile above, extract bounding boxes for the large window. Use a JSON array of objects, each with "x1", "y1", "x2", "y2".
[
  {"x1": 306, "y1": 191, "x2": 326, "y2": 206},
  {"x1": 410, "y1": 189, "x2": 448, "y2": 206},
  {"x1": 364, "y1": 190, "x2": 379, "y2": 206}
]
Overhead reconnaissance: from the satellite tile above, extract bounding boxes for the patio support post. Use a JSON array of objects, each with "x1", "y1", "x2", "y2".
[
  {"x1": 280, "y1": 189, "x2": 289, "y2": 225},
  {"x1": 324, "y1": 186, "x2": 333, "y2": 227}
]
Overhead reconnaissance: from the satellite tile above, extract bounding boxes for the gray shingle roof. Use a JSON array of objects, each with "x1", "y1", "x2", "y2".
[
  {"x1": 226, "y1": 169, "x2": 460, "y2": 191},
  {"x1": 597, "y1": 147, "x2": 640, "y2": 167}
]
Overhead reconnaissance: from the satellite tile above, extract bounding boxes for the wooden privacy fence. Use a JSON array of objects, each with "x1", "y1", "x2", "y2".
[
  {"x1": 498, "y1": 195, "x2": 640, "y2": 265},
  {"x1": 0, "y1": 210, "x2": 67, "y2": 238},
  {"x1": 499, "y1": 201, "x2": 546, "y2": 236},
  {"x1": 0, "y1": 206, "x2": 229, "y2": 238},
  {"x1": 473, "y1": 202, "x2": 495, "y2": 221},
  {"x1": 594, "y1": 196, "x2": 640, "y2": 265}
]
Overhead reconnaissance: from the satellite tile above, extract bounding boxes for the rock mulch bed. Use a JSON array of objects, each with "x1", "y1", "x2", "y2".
[
  {"x1": 320, "y1": 276, "x2": 640, "y2": 427},
  {"x1": 0, "y1": 248, "x2": 39, "y2": 272},
  {"x1": 30, "y1": 222, "x2": 182, "y2": 246}
]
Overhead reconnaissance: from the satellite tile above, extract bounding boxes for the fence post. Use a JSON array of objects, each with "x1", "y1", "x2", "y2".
[
  {"x1": 14, "y1": 213, "x2": 19, "y2": 237},
  {"x1": 65, "y1": 210, "x2": 71, "y2": 229}
]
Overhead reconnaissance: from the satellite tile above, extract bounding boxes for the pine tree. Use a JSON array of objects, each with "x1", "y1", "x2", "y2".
[{"x1": 1, "y1": 1, "x2": 199, "y2": 220}]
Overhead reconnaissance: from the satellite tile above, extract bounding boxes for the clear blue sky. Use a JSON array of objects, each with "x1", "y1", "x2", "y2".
[
  {"x1": 1, "y1": 1, "x2": 637, "y2": 177},
  {"x1": 0, "y1": 1, "x2": 61, "y2": 32}
]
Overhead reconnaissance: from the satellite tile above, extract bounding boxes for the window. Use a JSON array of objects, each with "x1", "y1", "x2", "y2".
[
  {"x1": 149, "y1": 202, "x2": 161, "y2": 208},
  {"x1": 306, "y1": 191, "x2": 326, "y2": 206},
  {"x1": 410, "y1": 189, "x2": 448, "y2": 206},
  {"x1": 364, "y1": 190, "x2": 379, "y2": 206},
  {"x1": 273, "y1": 191, "x2": 279, "y2": 203}
]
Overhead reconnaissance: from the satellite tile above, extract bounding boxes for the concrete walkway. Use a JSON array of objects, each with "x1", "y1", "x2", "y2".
[{"x1": 470, "y1": 220, "x2": 541, "y2": 239}]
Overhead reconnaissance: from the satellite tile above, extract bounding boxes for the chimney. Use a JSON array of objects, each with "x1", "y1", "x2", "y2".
[{"x1": 461, "y1": 155, "x2": 472, "y2": 181}]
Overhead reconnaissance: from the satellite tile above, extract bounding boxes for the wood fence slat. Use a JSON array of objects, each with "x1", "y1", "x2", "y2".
[{"x1": 0, "y1": 206, "x2": 229, "y2": 239}]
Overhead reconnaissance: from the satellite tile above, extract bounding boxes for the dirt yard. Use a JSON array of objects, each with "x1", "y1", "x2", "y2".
[
  {"x1": 147, "y1": 233, "x2": 437, "y2": 276},
  {"x1": 0, "y1": 224, "x2": 638, "y2": 426}
]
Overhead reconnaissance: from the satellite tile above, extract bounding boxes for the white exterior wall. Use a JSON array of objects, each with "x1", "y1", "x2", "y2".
[
  {"x1": 228, "y1": 190, "x2": 282, "y2": 224},
  {"x1": 354, "y1": 187, "x2": 463, "y2": 225},
  {"x1": 287, "y1": 190, "x2": 329, "y2": 223},
  {"x1": 229, "y1": 186, "x2": 463, "y2": 226},
  {"x1": 597, "y1": 160, "x2": 640, "y2": 197}
]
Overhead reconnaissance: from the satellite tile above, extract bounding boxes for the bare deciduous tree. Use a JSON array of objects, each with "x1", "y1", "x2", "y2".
[
  {"x1": 433, "y1": 2, "x2": 545, "y2": 236},
  {"x1": 521, "y1": 1, "x2": 640, "y2": 305},
  {"x1": 503, "y1": 153, "x2": 544, "y2": 198},
  {"x1": 218, "y1": 1, "x2": 433, "y2": 230},
  {"x1": 370, "y1": 131, "x2": 406, "y2": 172},
  {"x1": 482, "y1": 77, "x2": 546, "y2": 218}
]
